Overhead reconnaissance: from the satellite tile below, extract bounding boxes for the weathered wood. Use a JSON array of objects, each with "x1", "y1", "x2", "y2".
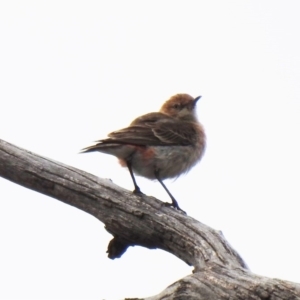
[{"x1": 1, "y1": 138, "x2": 299, "y2": 299}]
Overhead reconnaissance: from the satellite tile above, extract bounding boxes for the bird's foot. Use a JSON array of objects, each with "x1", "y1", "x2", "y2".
[
  {"x1": 163, "y1": 201, "x2": 186, "y2": 214},
  {"x1": 133, "y1": 187, "x2": 144, "y2": 195}
]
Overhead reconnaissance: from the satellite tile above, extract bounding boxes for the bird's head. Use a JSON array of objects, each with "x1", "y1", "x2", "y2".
[{"x1": 160, "y1": 94, "x2": 201, "y2": 121}]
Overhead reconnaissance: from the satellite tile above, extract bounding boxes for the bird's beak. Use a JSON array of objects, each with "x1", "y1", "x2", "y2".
[{"x1": 193, "y1": 96, "x2": 202, "y2": 105}]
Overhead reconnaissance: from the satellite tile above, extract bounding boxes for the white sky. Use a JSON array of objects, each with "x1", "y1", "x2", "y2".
[{"x1": 0, "y1": 1, "x2": 300, "y2": 299}]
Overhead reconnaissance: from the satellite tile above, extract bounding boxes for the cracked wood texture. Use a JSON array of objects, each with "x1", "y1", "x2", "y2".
[{"x1": 0, "y1": 138, "x2": 300, "y2": 300}]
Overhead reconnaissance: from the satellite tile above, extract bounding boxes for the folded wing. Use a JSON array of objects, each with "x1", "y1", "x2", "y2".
[
  {"x1": 82, "y1": 112, "x2": 195, "y2": 153},
  {"x1": 107, "y1": 112, "x2": 193, "y2": 146}
]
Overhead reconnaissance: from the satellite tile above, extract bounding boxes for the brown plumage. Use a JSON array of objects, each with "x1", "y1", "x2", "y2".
[{"x1": 81, "y1": 93, "x2": 206, "y2": 212}]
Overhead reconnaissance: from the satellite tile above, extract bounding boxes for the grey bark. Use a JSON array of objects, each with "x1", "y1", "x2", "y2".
[{"x1": 0, "y1": 138, "x2": 299, "y2": 300}]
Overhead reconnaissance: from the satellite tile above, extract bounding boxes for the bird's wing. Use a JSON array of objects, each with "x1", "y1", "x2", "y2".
[
  {"x1": 105, "y1": 125, "x2": 163, "y2": 145},
  {"x1": 152, "y1": 121, "x2": 195, "y2": 146},
  {"x1": 97, "y1": 112, "x2": 193, "y2": 146}
]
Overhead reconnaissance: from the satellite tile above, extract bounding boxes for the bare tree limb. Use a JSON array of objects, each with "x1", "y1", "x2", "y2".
[{"x1": 1, "y1": 138, "x2": 299, "y2": 299}]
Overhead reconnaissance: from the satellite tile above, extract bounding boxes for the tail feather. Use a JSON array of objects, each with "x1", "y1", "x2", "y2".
[
  {"x1": 80, "y1": 142, "x2": 133, "y2": 159},
  {"x1": 80, "y1": 142, "x2": 120, "y2": 153},
  {"x1": 80, "y1": 144, "x2": 102, "y2": 153}
]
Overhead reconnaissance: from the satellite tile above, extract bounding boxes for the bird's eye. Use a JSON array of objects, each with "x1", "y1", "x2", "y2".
[{"x1": 173, "y1": 104, "x2": 180, "y2": 109}]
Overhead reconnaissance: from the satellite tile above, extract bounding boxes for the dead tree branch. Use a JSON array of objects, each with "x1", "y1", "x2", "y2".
[{"x1": 0, "y1": 138, "x2": 299, "y2": 299}]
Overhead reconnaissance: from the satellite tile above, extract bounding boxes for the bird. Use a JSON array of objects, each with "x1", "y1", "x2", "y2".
[{"x1": 81, "y1": 93, "x2": 206, "y2": 212}]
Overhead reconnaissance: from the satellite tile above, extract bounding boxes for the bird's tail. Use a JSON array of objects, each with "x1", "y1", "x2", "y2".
[
  {"x1": 80, "y1": 142, "x2": 134, "y2": 159},
  {"x1": 80, "y1": 144, "x2": 103, "y2": 153}
]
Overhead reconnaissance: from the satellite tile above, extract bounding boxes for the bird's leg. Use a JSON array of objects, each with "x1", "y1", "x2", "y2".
[
  {"x1": 154, "y1": 170, "x2": 186, "y2": 214},
  {"x1": 126, "y1": 161, "x2": 143, "y2": 195}
]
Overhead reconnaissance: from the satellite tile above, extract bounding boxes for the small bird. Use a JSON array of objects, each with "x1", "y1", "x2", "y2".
[{"x1": 81, "y1": 94, "x2": 206, "y2": 212}]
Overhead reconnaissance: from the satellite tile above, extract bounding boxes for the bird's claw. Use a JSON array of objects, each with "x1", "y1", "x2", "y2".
[
  {"x1": 163, "y1": 202, "x2": 186, "y2": 214},
  {"x1": 133, "y1": 188, "x2": 144, "y2": 195}
]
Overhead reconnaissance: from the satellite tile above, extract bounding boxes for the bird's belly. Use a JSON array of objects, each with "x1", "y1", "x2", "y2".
[{"x1": 131, "y1": 145, "x2": 204, "y2": 180}]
